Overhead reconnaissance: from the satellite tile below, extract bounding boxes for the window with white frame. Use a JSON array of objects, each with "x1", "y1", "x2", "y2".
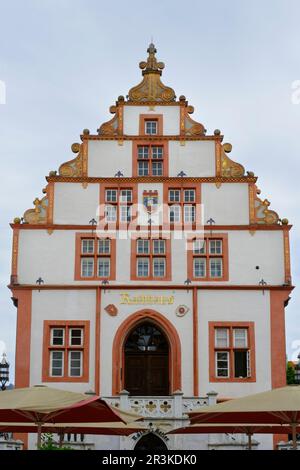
[
  {"x1": 50, "y1": 351, "x2": 64, "y2": 377},
  {"x1": 190, "y1": 238, "x2": 225, "y2": 280},
  {"x1": 69, "y1": 328, "x2": 83, "y2": 346},
  {"x1": 145, "y1": 120, "x2": 158, "y2": 135},
  {"x1": 213, "y1": 326, "x2": 251, "y2": 379},
  {"x1": 79, "y1": 237, "x2": 113, "y2": 279},
  {"x1": 137, "y1": 145, "x2": 164, "y2": 176},
  {"x1": 168, "y1": 188, "x2": 197, "y2": 224},
  {"x1": 135, "y1": 238, "x2": 168, "y2": 279},
  {"x1": 68, "y1": 351, "x2": 82, "y2": 377},
  {"x1": 184, "y1": 205, "x2": 195, "y2": 223},
  {"x1": 169, "y1": 205, "x2": 181, "y2": 223},
  {"x1": 104, "y1": 188, "x2": 134, "y2": 223},
  {"x1": 51, "y1": 328, "x2": 65, "y2": 346}
]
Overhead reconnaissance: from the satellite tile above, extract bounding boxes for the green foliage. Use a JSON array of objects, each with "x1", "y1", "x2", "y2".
[
  {"x1": 38, "y1": 433, "x2": 72, "y2": 451},
  {"x1": 286, "y1": 362, "x2": 295, "y2": 385}
]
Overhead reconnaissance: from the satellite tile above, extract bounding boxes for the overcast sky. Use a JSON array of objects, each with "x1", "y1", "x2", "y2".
[{"x1": 0, "y1": 0, "x2": 299, "y2": 383}]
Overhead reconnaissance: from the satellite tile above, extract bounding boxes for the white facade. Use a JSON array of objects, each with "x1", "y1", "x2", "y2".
[{"x1": 11, "y1": 44, "x2": 292, "y2": 451}]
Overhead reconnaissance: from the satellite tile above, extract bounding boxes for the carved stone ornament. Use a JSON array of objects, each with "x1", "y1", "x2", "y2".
[
  {"x1": 128, "y1": 43, "x2": 176, "y2": 102},
  {"x1": 23, "y1": 196, "x2": 48, "y2": 224},
  {"x1": 184, "y1": 105, "x2": 206, "y2": 136},
  {"x1": 175, "y1": 305, "x2": 190, "y2": 317},
  {"x1": 254, "y1": 186, "x2": 279, "y2": 224},
  {"x1": 58, "y1": 143, "x2": 83, "y2": 177},
  {"x1": 98, "y1": 105, "x2": 120, "y2": 136},
  {"x1": 104, "y1": 304, "x2": 118, "y2": 316},
  {"x1": 221, "y1": 143, "x2": 245, "y2": 177}
]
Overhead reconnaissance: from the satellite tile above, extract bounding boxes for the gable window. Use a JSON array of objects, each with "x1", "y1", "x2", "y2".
[
  {"x1": 131, "y1": 237, "x2": 171, "y2": 280},
  {"x1": 187, "y1": 234, "x2": 229, "y2": 281},
  {"x1": 145, "y1": 120, "x2": 158, "y2": 135},
  {"x1": 165, "y1": 186, "x2": 200, "y2": 226},
  {"x1": 137, "y1": 145, "x2": 164, "y2": 176},
  {"x1": 43, "y1": 321, "x2": 90, "y2": 382},
  {"x1": 75, "y1": 234, "x2": 116, "y2": 280},
  {"x1": 102, "y1": 186, "x2": 136, "y2": 224},
  {"x1": 209, "y1": 322, "x2": 256, "y2": 382}
]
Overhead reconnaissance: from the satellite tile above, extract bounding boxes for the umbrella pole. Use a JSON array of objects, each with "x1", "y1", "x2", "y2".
[
  {"x1": 247, "y1": 432, "x2": 253, "y2": 450},
  {"x1": 37, "y1": 423, "x2": 42, "y2": 449},
  {"x1": 292, "y1": 423, "x2": 297, "y2": 451},
  {"x1": 59, "y1": 432, "x2": 64, "y2": 448}
]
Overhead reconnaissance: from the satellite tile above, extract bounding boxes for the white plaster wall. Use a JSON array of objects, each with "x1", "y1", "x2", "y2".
[
  {"x1": 228, "y1": 230, "x2": 285, "y2": 285},
  {"x1": 202, "y1": 183, "x2": 249, "y2": 225},
  {"x1": 30, "y1": 290, "x2": 96, "y2": 392},
  {"x1": 123, "y1": 106, "x2": 180, "y2": 135},
  {"x1": 53, "y1": 183, "x2": 99, "y2": 224},
  {"x1": 169, "y1": 141, "x2": 215, "y2": 177},
  {"x1": 18, "y1": 230, "x2": 75, "y2": 284},
  {"x1": 198, "y1": 290, "x2": 272, "y2": 398},
  {"x1": 99, "y1": 289, "x2": 194, "y2": 396},
  {"x1": 88, "y1": 140, "x2": 133, "y2": 177}
]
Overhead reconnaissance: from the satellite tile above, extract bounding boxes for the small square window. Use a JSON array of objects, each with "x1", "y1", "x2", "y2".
[
  {"x1": 145, "y1": 121, "x2": 157, "y2": 135},
  {"x1": 233, "y1": 329, "x2": 248, "y2": 348},
  {"x1": 51, "y1": 328, "x2": 65, "y2": 346},
  {"x1": 209, "y1": 240, "x2": 222, "y2": 255},
  {"x1": 193, "y1": 239, "x2": 206, "y2": 254},
  {"x1": 138, "y1": 161, "x2": 149, "y2": 176},
  {"x1": 81, "y1": 239, "x2": 94, "y2": 254},
  {"x1": 152, "y1": 146, "x2": 163, "y2": 159},
  {"x1": 169, "y1": 190, "x2": 180, "y2": 202},
  {"x1": 70, "y1": 328, "x2": 83, "y2": 346},
  {"x1": 138, "y1": 146, "x2": 149, "y2": 159},
  {"x1": 98, "y1": 239, "x2": 110, "y2": 254},
  {"x1": 184, "y1": 205, "x2": 195, "y2": 223},
  {"x1": 105, "y1": 189, "x2": 117, "y2": 202},
  {"x1": 105, "y1": 205, "x2": 117, "y2": 222},
  {"x1": 215, "y1": 351, "x2": 229, "y2": 378},
  {"x1": 153, "y1": 239, "x2": 165, "y2": 254},
  {"x1": 184, "y1": 189, "x2": 195, "y2": 202},
  {"x1": 137, "y1": 239, "x2": 150, "y2": 254},
  {"x1": 215, "y1": 328, "x2": 229, "y2": 348},
  {"x1": 152, "y1": 161, "x2": 163, "y2": 176},
  {"x1": 120, "y1": 205, "x2": 131, "y2": 222},
  {"x1": 120, "y1": 190, "x2": 132, "y2": 203}
]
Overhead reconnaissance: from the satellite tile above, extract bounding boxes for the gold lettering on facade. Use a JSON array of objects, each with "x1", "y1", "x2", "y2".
[{"x1": 120, "y1": 293, "x2": 174, "y2": 305}]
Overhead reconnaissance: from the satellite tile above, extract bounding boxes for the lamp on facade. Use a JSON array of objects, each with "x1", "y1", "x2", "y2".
[
  {"x1": 0, "y1": 353, "x2": 9, "y2": 391},
  {"x1": 295, "y1": 354, "x2": 300, "y2": 385}
]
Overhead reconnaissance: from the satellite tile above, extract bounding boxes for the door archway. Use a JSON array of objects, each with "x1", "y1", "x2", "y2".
[
  {"x1": 134, "y1": 433, "x2": 168, "y2": 451},
  {"x1": 124, "y1": 322, "x2": 169, "y2": 396},
  {"x1": 112, "y1": 309, "x2": 181, "y2": 395}
]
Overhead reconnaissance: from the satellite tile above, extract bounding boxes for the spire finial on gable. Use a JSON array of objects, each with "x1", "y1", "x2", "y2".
[{"x1": 128, "y1": 43, "x2": 175, "y2": 102}]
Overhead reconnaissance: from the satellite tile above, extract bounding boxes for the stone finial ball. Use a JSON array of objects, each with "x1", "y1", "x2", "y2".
[
  {"x1": 179, "y1": 95, "x2": 186, "y2": 101},
  {"x1": 83, "y1": 129, "x2": 90, "y2": 135},
  {"x1": 49, "y1": 170, "x2": 57, "y2": 177},
  {"x1": 118, "y1": 95, "x2": 125, "y2": 101},
  {"x1": 281, "y1": 218, "x2": 289, "y2": 225},
  {"x1": 13, "y1": 217, "x2": 21, "y2": 224},
  {"x1": 214, "y1": 129, "x2": 221, "y2": 135}
]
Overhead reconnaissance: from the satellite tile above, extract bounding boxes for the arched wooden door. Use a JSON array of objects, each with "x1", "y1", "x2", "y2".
[
  {"x1": 124, "y1": 322, "x2": 169, "y2": 396},
  {"x1": 134, "y1": 433, "x2": 168, "y2": 451}
]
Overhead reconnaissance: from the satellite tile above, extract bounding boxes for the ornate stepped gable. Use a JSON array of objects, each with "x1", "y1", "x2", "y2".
[{"x1": 18, "y1": 44, "x2": 285, "y2": 226}]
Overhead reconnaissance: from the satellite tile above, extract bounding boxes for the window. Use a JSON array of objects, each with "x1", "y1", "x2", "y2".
[
  {"x1": 75, "y1": 234, "x2": 116, "y2": 280},
  {"x1": 132, "y1": 237, "x2": 171, "y2": 280},
  {"x1": 166, "y1": 187, "x2": 198, "y2": 225},
  {"x1": 137, "y1": 145, "x2": 164, "y2": 176},
  {"x1": 50, "y1": 351, "x2": 64, "y2": 377},
  {"x1": 103, "y1": 187, "x2": 135, "y2": 223},
  {"x1": 145, "y1": 120, "x2": 158, "y2": 135},
  {"x1": 187, "y1": 235, "x2": 228, "y2": 281},
  {"x1": 43, "y1": 322, "x2": 89, "y2": 382},
  {"x1": 51, "y1": 328, "x2": 65, "y2": 346},
  {"x1": 209, "y1": 322, "x2": 256, "y2": 382}
]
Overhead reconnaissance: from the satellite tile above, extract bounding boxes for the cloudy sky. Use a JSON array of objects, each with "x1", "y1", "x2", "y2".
[{"x1": 0, "y1": 0, "x2": 299, "y2": 382}]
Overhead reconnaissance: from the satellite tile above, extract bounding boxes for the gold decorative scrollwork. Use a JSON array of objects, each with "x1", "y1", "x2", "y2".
[
  {"x1": 98, "y1": 105, "x2": 120, "y2": 135},
  {"x1": 128, "y1": 43, "x2": 176, "y2": 102},
  {"x1": 221, "y1": 143, "x2": 245, "y2": 177},
  {"x1": 58, "y1": 143, "x2": 83, "y2": 177},
  {"x1": 184, "y1": 105, "x2": 206, "y2": 136},
  {"x1": 23, "y1": 196, "x2": 48, "y2": 224},
  {"x1": 254, "y1": 186, "x2": 280, "y2": 224}
]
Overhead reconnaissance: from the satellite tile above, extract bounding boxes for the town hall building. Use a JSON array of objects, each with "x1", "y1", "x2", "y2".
[{"x1": 10, "y1": 44, "x2": 293, "y2": 450}]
